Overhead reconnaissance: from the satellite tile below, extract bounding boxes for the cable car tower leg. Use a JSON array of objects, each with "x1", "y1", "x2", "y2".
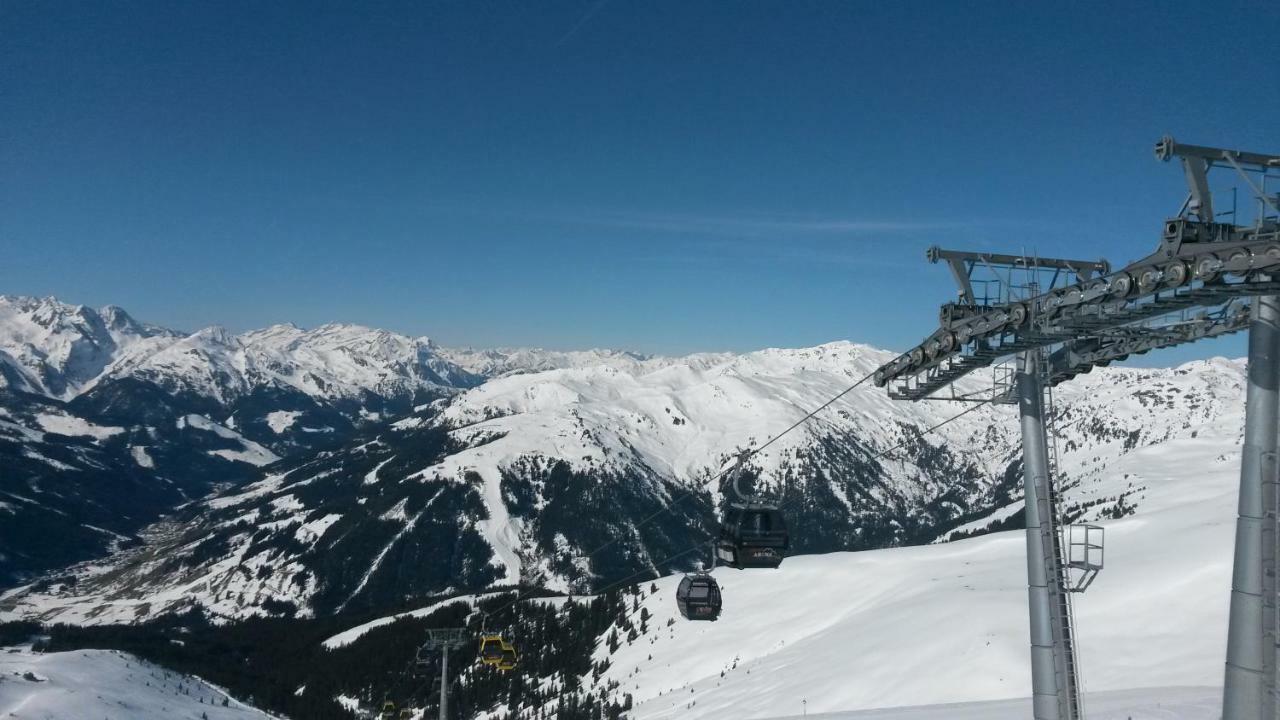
[
  {"x1": 439, "y1": 645, "x2": 449, "y2": 720},
  {"x1": 421, "y1": 628, "x2": 467, "y2": 720},
  {"x1": 1224, "y1": 295, "x2": 1280, "y2": 720},
  {"x1": 1017, "y1": 350, "x2": 1078, "y2": 720}
]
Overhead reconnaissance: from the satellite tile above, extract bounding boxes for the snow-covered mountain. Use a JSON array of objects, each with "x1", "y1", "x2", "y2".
[
  {"x1": 436, "y1": 346, "x2": 671, "y2": 378},
  {"x1": 0, "y1": 295, "x2": 1252, "y2": 720},
  {"x1": 96, "y1": 321, "x2": 482, "y2": 407},
  {"x1": 304, "y1": 361, "x2": 1243, "y2": 719},
  {"x1": 0, "y1": 296, "x2": 482, "y2": 406},
  {"x1": 0, "y1": 329, "x2": 1246, "y2": 627},
  {"x1": 0, "y1": 296, "x2": 177, "y2": 400},
  {"x1": 0, "y1": 296, "x2": 490, "y2": 584}
]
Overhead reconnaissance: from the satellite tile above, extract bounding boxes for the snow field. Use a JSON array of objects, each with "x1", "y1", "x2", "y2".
[
  {"x1": 0, "y1": 646, "x2": 279, "y2": 719},
  {"x1": 759, "y1": 686, "x2": 1220, "y2": 719},
  {"x1": 592, "y1": 400, "x2": 1243, "y2": 718}
]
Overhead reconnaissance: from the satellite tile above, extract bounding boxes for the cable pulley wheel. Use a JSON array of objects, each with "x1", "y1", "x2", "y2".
[
  {"x1": 1109, "y1": 273, "x2": 1133, "y2": 297},
  {"x1": 1161, "y1": 261, "x2": 1189, "y2": 288},
  {"x1": 1085, "y1": 280, "x2": 1110, "y2": 300},
  {"x1": 1136, "y1": 266, "x2": 1161, "y2": 292},
  {"x1": 1225, "y1": 250, "x2": 1253, "y2": 276},
  {"x1": 1194, "y1": 255, "x2": 1222, "y2": 282},
  {"x1": 1008, "y1": 303, "x2": 1028, "y2": 327},
  {"x1": 1261, "y1": 246, "x2": 1280, "y2": 270}
]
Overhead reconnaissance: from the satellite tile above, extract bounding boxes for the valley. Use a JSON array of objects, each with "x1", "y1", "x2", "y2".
[{"x1": 0, "y1": 295, "x2": 1250, "y2": 718}]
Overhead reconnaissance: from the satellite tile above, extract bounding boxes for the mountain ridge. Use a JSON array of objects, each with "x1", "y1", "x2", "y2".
[
  {"x1": 0, "y1": 295, "x2": 1249, "y2": 632},
  {"x1": 0, "y1": 296, "x2": 675, "y2": 403}
]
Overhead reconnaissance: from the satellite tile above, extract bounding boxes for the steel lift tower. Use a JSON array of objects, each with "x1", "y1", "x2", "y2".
[
  {"x1": 418, "y1": 628, "x2": 469, "y2": 720},
  {"x1": 871, "y1": 137, "x2": 1280, "y2": 720}
]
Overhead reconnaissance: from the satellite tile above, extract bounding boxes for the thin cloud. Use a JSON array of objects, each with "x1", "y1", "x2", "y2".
[
  {"x1": 632, "y1": 245, "x2": 931, "y2": 272},
  {"x1": 551, "y1": 210, "x2": 974, "y2": 237},
  {"x1": 555, "y1": 0, "x2": 612, "y2": 47},
  {"x1": 426, "y1": 204, "x2": 1030, "y2": 239}
]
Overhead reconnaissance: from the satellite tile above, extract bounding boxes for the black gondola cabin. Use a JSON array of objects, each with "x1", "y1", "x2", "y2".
[
  {"x1": 716, "y1": 503, "x2": 789, "y2": 569},
  {"x1": 676, "y1": 573, "x2": 722, "y2": 621}
]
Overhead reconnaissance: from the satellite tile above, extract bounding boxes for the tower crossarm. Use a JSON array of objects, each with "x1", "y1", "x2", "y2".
[
  {"x1": 876, "y1": 224, "x2": 1280, "y2": 399},
  {"x1": 1042, "y1": 304, "x2": 1252, "y2": 386},
  {"x1": 876, "y1": 137, "x2": 1279, "y2": 401}
]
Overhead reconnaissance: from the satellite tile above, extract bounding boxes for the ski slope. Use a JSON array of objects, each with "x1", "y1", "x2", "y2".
[
  {"x1": 583, "y1": 401, "x2": 1241, "y2": 719},
  {"x1": 759, "y1": 687, "x2": 1219, "y2": 719},
  {"x1": 0, "y1": 646, "x2": 278, "y2": 720}
]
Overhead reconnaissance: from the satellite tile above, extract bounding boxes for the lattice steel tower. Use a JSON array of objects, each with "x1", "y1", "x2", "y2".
[{"x1": 871, "y1": 137, "x2": 1280, "y2": 719}]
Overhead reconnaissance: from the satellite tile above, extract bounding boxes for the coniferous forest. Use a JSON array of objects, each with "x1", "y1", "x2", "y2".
[{"x1": 8, "y1": 585, "x2": 650, "y2": 719}]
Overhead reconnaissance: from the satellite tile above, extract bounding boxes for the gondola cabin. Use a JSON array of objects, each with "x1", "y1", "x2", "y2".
[
  {"x1": 498, "y1": 642, "x2": 518, "y2": 671},
  {"x1": 716, "y1": 503, "x2": 789, "y2": 569},
  {"x1": 479, "y1": 635, "x2": 506, "y2": 666},
  {"x1": 413, "y1": 647, "x2": 432, "y2": 674},
  {"x1": 676, "y1": 573, "x2": 722, "y2": 621}
]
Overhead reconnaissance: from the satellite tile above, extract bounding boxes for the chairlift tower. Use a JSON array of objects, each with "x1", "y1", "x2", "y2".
[
  {"x1": 419, "y1": 628, "x2": 469, "y2": 720},
  {"x1": 871, "y1": 137, "x2": 1280, "y2": 720}
]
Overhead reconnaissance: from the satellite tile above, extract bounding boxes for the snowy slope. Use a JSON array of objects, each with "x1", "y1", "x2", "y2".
[
  {"x1": 757, "y1": 687, "x2": 1219, "y2": 719},
  {"x1": 0, "y1": 646, "x2": 279, "y2": 719},
  {"x1": 571, "y1": 383, "x2": 1245, "y2": 720},
  {"x1": 437, "y1": 343, "x2": 922, "y2": 481},
  {"x1": 436, "y1": 346, "x2": 668, "y2": 378}
]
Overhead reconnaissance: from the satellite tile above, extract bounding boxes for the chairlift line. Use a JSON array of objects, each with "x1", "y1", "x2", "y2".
[
  {"x1": 864, "y1": 400, "x2": 993, "y2": 464},
  {"x1": 472, "y1": 367, "x2": 883, "y2": 624},
  {"x1": 465, "y1": 366, "x2": 993, "y2": 633}
]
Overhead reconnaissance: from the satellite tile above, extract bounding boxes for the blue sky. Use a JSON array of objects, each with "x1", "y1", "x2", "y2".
[{"x1": 2, "y1": 1, "x2": 1277, "y2": 362}]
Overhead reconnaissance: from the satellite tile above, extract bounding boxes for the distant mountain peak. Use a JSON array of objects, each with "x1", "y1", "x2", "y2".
[{"x1": 189, "y1": 325, "x2": 240, "y2": 346}]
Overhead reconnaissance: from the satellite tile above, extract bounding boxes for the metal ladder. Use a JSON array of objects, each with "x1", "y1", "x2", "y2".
[
  {"x1": 1264, "y1": 447, "x2": 1279, "y2": 716},
  {"x1": 1038, "y1": 356, "x2": 1084, "y2": 720}
]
